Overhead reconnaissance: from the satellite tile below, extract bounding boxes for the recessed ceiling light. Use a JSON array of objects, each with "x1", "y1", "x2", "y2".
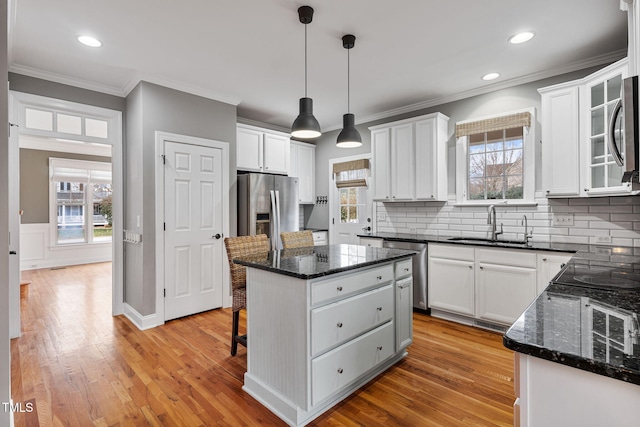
[
  {"x1": 77, "y1": 35, "x2": 102, "y2": 47},
  {"x1": 482, "y1": 72, "x2": 500, "y2": 81},
  {"x1": 509, "y1": 31, "x2": 535, "y2": 44}
]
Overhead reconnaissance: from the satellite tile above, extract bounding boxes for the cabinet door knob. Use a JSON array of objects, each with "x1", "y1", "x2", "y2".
[
  {"x1": 542, "y1": 258, "x2": 547, "y2": 262},
  {"x1": 377, "y1": 275, "x2": 382, "y2": 280},
  {"x1": 377, "y1": 346, "x2": 383, "y2": 351},
  {"x1": 337, "y1": 286, "x2": 343, "y2": 292},
  {"x1": 337, "y1": 368, "x2": 343, "y2": 374},
  {"x1": 479, "y1": 266, "x2": 484, "y2": 270},
  {"x1": 377, "y1": 306, "x2": 383, "y2": 311},
  {"x1": 468, "y1": 265, "x2": 473, "y2": 269},
  {"x1": 337, "y1": 322, "x2": 343, "y2": 328}
]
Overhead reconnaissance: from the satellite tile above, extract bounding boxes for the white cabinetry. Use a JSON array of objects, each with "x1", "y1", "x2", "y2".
[
  {"x1": 536, "y1": 252, "x2": 573, "y2": 294},
  {"x1": 539, "y1": 59, "x2": 633, "y2": 197},
  {"x1": 236, "y1": 124, "x2": 289, "y2": 175},
  {"x1": 243, "y1": 258, "x2": 413, "y2": 426},
  {"x1": 289, "y1": 141, "x2": 315, "y2": 204},
  {"x1": 359, "y1": 237, "x2": 383, "y2": 248},
  {"x1": 370, "y1": 112, "x2": 449, "y2": 202},
  {"x1": 312, "y1": 230, "x2": 327, "y2": 246},
  {"x1": 429, "y1": 244, "x2": 572, "y2": 327},
  {"x1": 476, "y1": 249, "x2": 537, "y2": 325}
]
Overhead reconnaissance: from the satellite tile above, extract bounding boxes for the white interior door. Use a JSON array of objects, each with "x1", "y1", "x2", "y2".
[
  {"x1": 164, "y1": 140, "x2": 224, "y2": 320},
  {"x1": 8, "y1": 93, "x2": 20, "y2": 338},
  {"x1": 330, "y1": 156, "x2": 373, "y2": 245}
]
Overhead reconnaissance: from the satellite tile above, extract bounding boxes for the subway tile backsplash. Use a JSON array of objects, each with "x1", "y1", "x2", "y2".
[{"x1": 375, "y1": 195, "x2": 640, "y2": 247}]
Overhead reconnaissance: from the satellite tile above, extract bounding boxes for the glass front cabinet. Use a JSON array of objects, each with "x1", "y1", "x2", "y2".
[{"x1": 580, "y1": 60, "x2": 631, "y2": 196}]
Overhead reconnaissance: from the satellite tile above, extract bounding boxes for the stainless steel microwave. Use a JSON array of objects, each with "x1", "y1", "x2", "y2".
[{"x1": 609, "y1": 75, "x2": 640, "y2": 190}]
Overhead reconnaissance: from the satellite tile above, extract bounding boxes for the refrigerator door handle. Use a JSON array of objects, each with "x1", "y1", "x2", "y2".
[
  {"x1": 269, "y1": 190, "x2": 277, "y2": 250},
  {"x1": 274, "y1": 190, "x2": 281, "y2": 250}
]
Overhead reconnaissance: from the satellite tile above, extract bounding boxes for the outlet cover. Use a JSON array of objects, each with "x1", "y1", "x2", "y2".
[
  {"x1": 595, "y1": 235, "x2": 612, "y2": 243},
  {"x1": 553, "y1": 214, "x2": 574, "y2": 226}
]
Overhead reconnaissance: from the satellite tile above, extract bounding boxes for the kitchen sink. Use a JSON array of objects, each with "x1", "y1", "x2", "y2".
[{"x1": 447, "y1": 237, "x2": 529, "y2": 246}]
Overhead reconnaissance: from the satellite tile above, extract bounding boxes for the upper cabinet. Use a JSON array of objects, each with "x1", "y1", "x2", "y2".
[
  {"x1": 370, "y1": 112, "x2": 449, "y2": 202},
  {"x1": 540, "y1": 59, "x2": 634, "y2": 197},
  {"x1": 289, "y1": 140, "x2": 316, "y2": 204},
  {"x1": 236, "y1": 124, "x2": 290, "y2": 175}
]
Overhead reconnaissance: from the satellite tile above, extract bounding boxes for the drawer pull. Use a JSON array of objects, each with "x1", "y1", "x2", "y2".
[
  {"x1": 377, "y1": 306, "x2": 383, "y2": 311},
  {"x1": 468, "y1": 265, "x2": 473, "y2": 269},
  {"x1": 398, "y1": 283, "x2": 410, "y2": 289},
  {"x1": 337, "y1": 322, "x2": 343, "y2": 328},
  {"x1": 404, "y1": 268, "x2": 410, "y2": 272},
  {"x1": 337, "y1": 286, "x2": 343, "y2": 292},
  {"x1": 377, "y1": 346, "x2": 383, "y2": 351},
  {"x1": 377, "y1": 275, "x2": 382, "y2": 280},
  {"x1": 337, "y1": 368, "x2": 343, "y2": 374}
]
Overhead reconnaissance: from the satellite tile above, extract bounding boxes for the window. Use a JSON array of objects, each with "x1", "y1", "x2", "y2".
[
  {"x1": 456, "y1": 109, "x2": 535, "y2": 204},
  {"x1": 339, "y1": 187, "x2": 365, "y2": 223},
  {"x1": 50, "y1": 158, "x2": 112, "y2": 245}
]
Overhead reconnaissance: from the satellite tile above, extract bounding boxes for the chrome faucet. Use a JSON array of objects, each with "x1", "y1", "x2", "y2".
[
  {"x1": 487, "y1": 204, "x2": 503, "y2": 241},
  {"x1": 522, "y1": 215, "x2": 533, "y2": 244}
]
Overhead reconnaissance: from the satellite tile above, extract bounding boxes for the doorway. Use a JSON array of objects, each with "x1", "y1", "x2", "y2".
[
  {"x1": 9, "y1": 91, "x2": 124, "y2": 338},
  {"x1": 329, "y1": 155, "x2": 373, "y2": 245}
]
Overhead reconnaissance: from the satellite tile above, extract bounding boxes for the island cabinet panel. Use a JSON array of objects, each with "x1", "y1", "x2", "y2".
[
  {"x1": 311, "y1": 284, "x2": 393, "y2": 356},
  {"x1": 311, "y1": 321, "x2": 395, "y2": 406},
  {"x1": 395, "y1": 276, "x2": 413, "y2": 351}
]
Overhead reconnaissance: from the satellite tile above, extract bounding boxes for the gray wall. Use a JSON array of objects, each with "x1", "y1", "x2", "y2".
[
  {"x1": 305, "y1": 65, "x2": 606, "y2": 230},
  {"x1": 124, "y1": 81, "x2": 237, "y2": 316},
  {"x1": 20, "y1": 149, "x2": 111, "y2": 224}
]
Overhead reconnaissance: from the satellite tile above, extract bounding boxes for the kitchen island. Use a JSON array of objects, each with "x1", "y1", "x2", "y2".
[
  {"x1": 503, "y1": 245, "x2": 640, "y2": 427},
  {"x1": 233, "y1": 244, "x2": 415, "y2": 427}
]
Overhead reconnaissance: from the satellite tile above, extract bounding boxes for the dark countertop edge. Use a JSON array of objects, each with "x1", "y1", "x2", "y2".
[
  {"x1": 357, "y1": 233, "x2": 583, "y2": 254},
  {"x1": 234, "y1": 251, "x2": 414, "y2": 280},
  {"x1": 503, "y1": 335, "x2": 640, "y2": 386},
  {"x1": 304, "y1": 228, "x2": 328, "y2": 232}
]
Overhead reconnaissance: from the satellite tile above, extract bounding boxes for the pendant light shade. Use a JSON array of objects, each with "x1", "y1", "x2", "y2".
[
  {"x1": 291, "y1": 6, "x2": 321, "y2": 139},
  {"x1": 337, "y1": 34, "x2": 362, "y2": 148}
]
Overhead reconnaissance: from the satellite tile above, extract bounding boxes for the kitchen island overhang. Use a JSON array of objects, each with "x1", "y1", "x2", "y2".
[{"x1": 233, "y1": 244, "x2": 415, "y2": 427}]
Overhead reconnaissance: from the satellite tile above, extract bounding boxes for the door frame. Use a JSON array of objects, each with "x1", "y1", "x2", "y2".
[
  {"x1": 154, "y1": 131, "x2": 230, "y2": 324},
  {"x1": 328, "y1": 153, "x2": 373, "y2": 244},
  {"x1": 9, "y1": 91, "x2": 124, "y2": 325}
]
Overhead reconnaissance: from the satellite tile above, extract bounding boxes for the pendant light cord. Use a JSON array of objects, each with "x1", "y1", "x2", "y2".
[
  {"x1": 304, "y1": 23, "x2": 308, "y2": 98},
  {"x1": 347, "y1": 47, "x2": 350, "y2": 113}
]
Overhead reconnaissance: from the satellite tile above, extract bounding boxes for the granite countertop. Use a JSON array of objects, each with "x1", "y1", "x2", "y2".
[{"x1": 233, "y1": 244, "x2": 415, "y2": 280}]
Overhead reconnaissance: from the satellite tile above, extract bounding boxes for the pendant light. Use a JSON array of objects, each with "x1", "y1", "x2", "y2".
[
  {"x1": 291, "y1": 6, "x2": 321, "y2": 139},
  {"x1": 336, "y1": 34, "x2": 362, "y2": 148}
]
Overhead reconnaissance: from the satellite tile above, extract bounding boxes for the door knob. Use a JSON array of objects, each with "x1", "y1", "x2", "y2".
[{"x1": 212, "y1": 233, "x2": 222, "y2": 240}]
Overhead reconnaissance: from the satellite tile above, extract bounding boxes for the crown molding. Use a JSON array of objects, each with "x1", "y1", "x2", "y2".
[
  {"x1": 236, "y1": 118, "x2": 291, "y2": 134},
  {"x1": 349, "y1": 49, "x2": 627, "y2": 129}
]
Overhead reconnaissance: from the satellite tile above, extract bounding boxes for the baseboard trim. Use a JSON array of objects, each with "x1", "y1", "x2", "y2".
[
  {"x1": 123, "y1": 303, "x2": 161, "y2": 331},
  {"x1": 20, "y1": 256, "x2": 112, "y2": 271}
]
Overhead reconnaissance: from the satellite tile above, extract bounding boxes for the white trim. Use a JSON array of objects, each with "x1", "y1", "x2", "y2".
[
  {"x1": 154, "y1": 131, "x2": 231, "y2": 326},
  {"x1": 20, "y1": 134, "x2": 112, "y2": 157},
  {"x1": 123, "y1": 303, "x2": 161, "y2": 331}
]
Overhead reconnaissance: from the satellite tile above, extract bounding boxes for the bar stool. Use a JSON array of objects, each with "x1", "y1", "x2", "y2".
[{"x1": 280, "y1": 230, "x2": 314, "y2": 249}]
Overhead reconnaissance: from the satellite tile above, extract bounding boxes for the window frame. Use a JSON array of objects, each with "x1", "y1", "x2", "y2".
[
  {"x1": 49, "y1": 158, "x2": 113, "y2": 248},
  {"x1": 455, "y1": 107, "x2": 537, "y2": 206}
]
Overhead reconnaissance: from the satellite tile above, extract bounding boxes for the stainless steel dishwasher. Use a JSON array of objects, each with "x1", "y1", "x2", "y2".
[{"x1": 382, "y1": 240, "x2": 429, "y2": 313}]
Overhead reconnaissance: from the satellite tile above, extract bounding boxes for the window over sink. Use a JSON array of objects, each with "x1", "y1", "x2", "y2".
[{"x1": 455, "y1": 108, "x2": 536, "y2": 205}]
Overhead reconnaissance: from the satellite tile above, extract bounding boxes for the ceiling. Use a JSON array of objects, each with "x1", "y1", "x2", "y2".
[{"x1": 8, "y1": 0, "x2": 629, "y2": 133}]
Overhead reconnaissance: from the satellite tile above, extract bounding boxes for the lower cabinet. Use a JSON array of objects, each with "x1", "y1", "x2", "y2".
[
  {"x1": 429, "y1": 243, "x2": 573, "y2": 328},
  {"x1": 312, "y1": 230, "x2": 328, "y2": 246},
  {"x1": 359, "y1": 236, "x2": 383, "y2": 248}
]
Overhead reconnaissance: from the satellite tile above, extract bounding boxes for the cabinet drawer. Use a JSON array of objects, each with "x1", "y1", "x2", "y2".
[
  {"x1": 311, "y1": 321, "x2": 394, "y2": 406},
  {"x1": 430, "y1": 243, "x2": 475, "y2": 261},
  {"x1": 477, "y1": 247, "x2": 536, "y2": 268},
  {"x1": 311, "y1": 284, "x2": 393, "y2": 356},
  {"x1": 313, "y1": 231, "x2": 327, "y2": 245},
  {"x1": 311, "y1": 265, "x2": 393, "y2": 306},
  {"x1": 395, "y1": 258, "x2": 412, "y2": 279},
  {"x1": 359, "y1": 237, "x2": 383, "y2": 248}
]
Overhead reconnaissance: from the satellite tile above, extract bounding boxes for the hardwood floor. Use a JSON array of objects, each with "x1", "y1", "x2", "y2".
[{"x1": 11, "y1": 263, "x2": 515, "y2": 426}]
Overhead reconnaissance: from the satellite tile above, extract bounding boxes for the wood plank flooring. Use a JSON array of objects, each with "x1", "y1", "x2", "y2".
[{"x1": 11, "y1": 263, "x2": 515, "y2": 426}]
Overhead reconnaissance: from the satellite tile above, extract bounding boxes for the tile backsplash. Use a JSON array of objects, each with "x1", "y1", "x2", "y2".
[{"x1": 375, "y1": 195, "x2": 640, "y2": 247}]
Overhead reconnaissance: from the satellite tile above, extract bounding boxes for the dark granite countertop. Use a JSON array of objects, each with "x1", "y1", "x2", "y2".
[{"x1": 233, "y1": 244, "x2": 415, "y2": 280}]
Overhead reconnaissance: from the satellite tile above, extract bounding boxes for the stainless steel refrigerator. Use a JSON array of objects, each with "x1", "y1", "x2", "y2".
[{"x1": 237, "y1": 173, "x2": 299, "y2": 250}]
